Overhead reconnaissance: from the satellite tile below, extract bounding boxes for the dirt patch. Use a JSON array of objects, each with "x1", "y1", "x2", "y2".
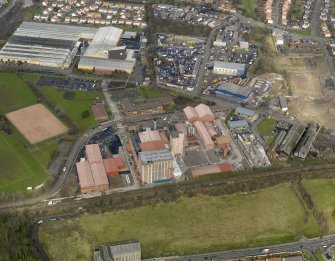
[
  {"x1": 6, "y1": 104, "x2": 68, "y2": 144},
  {"x1": 279, "y1": 56, "x2": 335, "y2": 129}
]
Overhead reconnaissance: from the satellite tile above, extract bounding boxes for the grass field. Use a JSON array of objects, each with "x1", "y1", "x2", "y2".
[
  {"x1": 241, "y1": 0, "x2": 257, "y2": 18},
  {"x1": 0, "y1": 132, "x2": 48, "y2": 192},
  {"x1": 40, "y1": 87, "x2": 104, "y2": 131},
  {"x1": 0, "y1": 73, "x2": 37, "y2": 115},
  {"x1": 39, "y1": 184, "x2": 320, "y2": 260},
  {"x1": 257, "y1": 118, "x2": 278, "y2": 146},
  {"x1": 140, "y1": 87, "x2": 166, "y2": 98},
  {"x1": 303, "y1": 179, "x2": 335, "y2": 233},
  {"x1": 20, "y1": 73, "x2": 41, "y2": 84}
]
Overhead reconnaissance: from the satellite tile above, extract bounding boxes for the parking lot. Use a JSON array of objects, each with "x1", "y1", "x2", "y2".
[
  {"x1": 36, "y1": 76, "x2": 101, "y2": 91},
  {"x1": 156, "y1": 33, "x2": 205, "y2": 91}
]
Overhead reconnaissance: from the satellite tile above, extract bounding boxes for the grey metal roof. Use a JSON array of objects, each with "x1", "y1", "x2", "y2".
[
  {"x1": 278, "y1": 123, "x2": 306, "y2": 155},
  {"x1": 79, "y1": 57, "x2": 135, "y2": 71},
  {"x1": 235, "y1": 107, "x2": 255, "y2": 117},
  {"x1": 139, "y1": 149, "x2": 173, "y2": 164},
  {"x1": 214, "y1": 61, "x2": 246, "y2": 71},
  {"x1": 216, "y1": 82, "x2": 252, "y2": 97},
  {"x1": 227, "y1": 120, "x2": 249, "y2": 128},
  {"x1": 110, "y1": 242, "x2": 141, "y2": 255}
]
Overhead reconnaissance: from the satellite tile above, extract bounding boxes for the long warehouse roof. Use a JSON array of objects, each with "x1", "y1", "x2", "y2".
[
  {"x1": 79, "y1": 56, "x2": 135, "y2": 71},
  {"x1": 84, "y1": 27, "x2": 123, "y2": 58}
]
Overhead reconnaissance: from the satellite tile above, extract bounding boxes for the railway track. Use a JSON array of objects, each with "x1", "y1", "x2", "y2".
[{"x1": 4, "y1": 163, "x2": 335, "y2": 215}]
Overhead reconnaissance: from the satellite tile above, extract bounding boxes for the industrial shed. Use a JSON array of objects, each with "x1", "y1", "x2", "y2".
[
  {"x1": 85, "y1": 144, "x2": 103, "y2": 164},
  {"x1": 227, "y1": 120, "x2": 249, "y2": 129},
  {"x1": 215, "y1": 83, "x2": 251, "y2": 100},
  {"x1": 103, "y1": 157, "x2": 126, "y2": 176},
  {"x1": 194, "y1": 103, "x2": 215, "y2": 122},
  {"x1": 213, "y1": 61, "x2": 246, "y2": 76},
  {"x1": 76, "y1": 160, "x2": 95, "y2": 193},
  {"x1": 139, "y1": 140, "x2": 166, "y2": 151},
  {"x1": 84, "y1": 26, "x2": 123, "y2": 58},
  {"x1": 78, "y1": 57, "x2": 135, "y2": 74},
  {"x1": 90, "y1": 162, "x2": 109, "y2": 190},
  {"x1": 188, "y1": 163, "x2": 231, "y2": 179},
  {"x1": 235, "y1": 107, "x2": 256, "y2": 118},
  {"x1": 138, "y1": 130, "x2": 162, "y2": 143},
  {"x1": 278, "y1": 123, "x2": 306, "y2": 155},
  {"x1": 183, "y1": 106, "x2": 199, "y2": 123},
  {"x1": 194, "y1": 121, "x2": 214, "y2": 149},
  {"x1": 204, "y1": 121, "x2": 217, "y2": 137},
  {"x1": 0, "y1": 22, "x2": 96, "y2": 68}
]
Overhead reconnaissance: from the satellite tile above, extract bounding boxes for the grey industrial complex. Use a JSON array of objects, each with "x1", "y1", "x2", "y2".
[{"x1": 0, "y1": 22, "x2": 136, "y2": 73}]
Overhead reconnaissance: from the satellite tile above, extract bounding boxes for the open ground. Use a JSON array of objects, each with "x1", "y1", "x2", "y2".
[
  {"x1": 39, "y1": 184, "x2": 320, "y2": 260},
  {"x1": 6, "y1": 104, "x2": 68, "y2": 144},
  {"x1": 0, "y1": 73, "x2": 62, "y2": 191},
  {"x1": 277, "y1": 56, "x2": 335, "y2": 128},
  {"x1": 40, "y1": 87, "x2": 104, "y2": 131}
]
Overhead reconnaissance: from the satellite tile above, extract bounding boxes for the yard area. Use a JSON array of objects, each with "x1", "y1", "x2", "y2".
[
  {"x1": 303, "y1": 179, "x2": 335, "y2": 233},
  {"x1": 39, "y1": 184, "x2": 320, "y2": 260},
  {"x1": 257, "y1": 118, "x2": 278, "y2": 146},
  {"x1": 140, "y1": 87, "x2": 166, "y2": 98},
  {"x1": 40, "y1": 88, "x2": 104, "y2": 131}
]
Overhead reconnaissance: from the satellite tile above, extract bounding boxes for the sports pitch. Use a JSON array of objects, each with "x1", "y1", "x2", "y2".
[
  {"x1": 6, "y1": 104, "x2": 68, "y2": 144},
  {"x1": 0, "y1": 131, "x2": 47, "y2": 192},
  {"x1": 0, "y1": 73, "x2": 56, "y2": 191}
]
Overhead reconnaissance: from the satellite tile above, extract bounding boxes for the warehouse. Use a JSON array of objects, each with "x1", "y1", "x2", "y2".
[
  {"x1": 278, "y1": 123, "x2": 306, "y2": 156},
  {"x1": 279, "y1": 96, "x2": 288, "y2": 112},
  {"x1": 0, "y1": 22, "x2": 96, "y2": 68},
  {"x1": 194, "y1": 103, "x2": 215, "y2": 122},
  {"x1": 86, "y1": 144, "x2": 103, "y2": 164},
  {"x1": 76, "y1": 160, "x2": 95, "y2": 193},
  {"x1": 188, "y1": 163, "x2": 231, "y2": 179},
  {"x1": 215, "y1": 82, "x2": 251, "y2": 100},
  {"x1": 227, "y1": 120, "x2": 249, "y2": 129},
  {"x1": 138, "y1": 149, "x2": 174, "y2": 184},
  {"x1": 235, "y1": 107, "x2": 256, "y2": 118},
  {"x1": 103, "y1": 157, "x2": 126, "y2": 176},
  {"x1": 294, "y1": 123, "x2": 320, "y2": 159},
  {"x1": 194, "y1": 121, "x2": 214, "y2": 150},
  {"x1": 183, "y1": 106, "x2": 199, "y2": 123},
  {"x1": 78, "y1": 57, "x2": 135, "y2": 74},
  {"x1": 213, "y1": 61, "x2": 246, "y2": 76}
]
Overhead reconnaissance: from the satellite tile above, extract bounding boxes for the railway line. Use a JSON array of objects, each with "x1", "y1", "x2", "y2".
[{"x1": 4, "y1": 162, "x2": 335, "y2": 216}]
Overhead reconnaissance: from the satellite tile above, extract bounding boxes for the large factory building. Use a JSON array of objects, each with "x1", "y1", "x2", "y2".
[
  {"x1": 0, "y1": 22, "x2": 136, "y2": 73},
  {"x1": 138, "y1": 149, "x2": 174, "y2": 184}
]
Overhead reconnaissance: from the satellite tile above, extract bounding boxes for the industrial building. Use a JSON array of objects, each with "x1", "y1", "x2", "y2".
[
  {"x1": 213, "y1": 61, "x2": 246, "y2": 76},
  {"x1": 94, "y1": 241, "x2": 141, "y2": 261},
  {"x1": 0, "y1": 22, "x2": 136, "y2": 73},
  {"x1": 103, "y1": 157, "x2": 126, "y2": 176},
  {"x1": 168, "y1": 125, "x2": 185, "y2": 155},
  {"x1": 194, "y1": 103, "x2": 215, "y2": 122},
  {"x1": 91, "y1": 103, "x2": 108, "y2": 121},
  {"x1": 279, "y1": 96, "x2": 288, "y2": 112},
  {"x1": 294, "y1": 123, "x2": 320, "y2": 159},
  {"x1": 278, "y1": 123, "x2": 306, "y2": 156},
  {"x1": 138, "y1": 149, "x2": 174, "y2": 184},
  {"x1": 188, "y1": 163, "x2": 231, "y2": 179},
  {"x1": 194, "y1": 121, "x2": 214, "y2": 149},
  {"x1": 227, "y1": 120, "x2": 249, "y2": 129},
  {"x1": 235, "y1": 107, "x2": 256, "y2": 118},
  {"x1": 183, "y1": 106, "x2": 200, "y2": 123},
  {"x1": 0, "y1": 22, "x2": 96, "y2": 68},
  {"x1": 76, "y1": 144, "x2": 109, "y2": 193},
  {"x1": 122, "y1": 98, "x2": 164, "y2": 115},
  {"x1": 215, "y1": 82, "x2": 251, "y2": 100}
]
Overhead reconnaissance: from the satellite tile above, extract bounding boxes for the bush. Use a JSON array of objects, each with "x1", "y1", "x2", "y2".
[{"x1": 81, "y1": 110, "x2": 90, "y2": 119}]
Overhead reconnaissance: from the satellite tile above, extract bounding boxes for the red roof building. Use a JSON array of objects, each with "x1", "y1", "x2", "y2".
[
  {"x1": 76, "y1": 161, "x2": 95, "y2": 193},
  {"x1": 183, "y1": 106, "x2": 199, "y2": 123},
  {"x1": 194, "y1": 121, "x2": 214, "y2": 150},
  {"x1": 194, "y1": 103, "x2": 215, "y2": 122},
  {"x1": 90, "y1": 162, "x2": 109, "y2": 190},
  {"x1": 85, "y1": 144, "x2": 103, "y2": 164},
  {"x1": 140, "y1": 140, "x2": 166, "y2": 151}
]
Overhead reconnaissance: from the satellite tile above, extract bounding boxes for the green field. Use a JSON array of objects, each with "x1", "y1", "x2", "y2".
[
  {"x1": 303, "y1": 179, "x2": 335, "y2": 233},
  {"x1": 40, "y1": 87, "x2": 104, "y2": 131},
  {"x1": 257, "y1": 118, "x2": 278, "y2": 146},
  {"x1": 0, "y1": 73, "x2": 61, "y2": 192},
  {"x1": 0, "y1": 132, "x2": 48, "y2": 192},
  {"x1": 39, "y1": 184, "x2": 320, "y2": 260},
  {"x1": 0, "y1": 73, "x2": 37, "y2": 115},
  {"x1": 241, "y1": 0, "x2": 257, "y2": 18},
  {"x1": 140, "y1": 87, "x2": 166, "y2": 98}
]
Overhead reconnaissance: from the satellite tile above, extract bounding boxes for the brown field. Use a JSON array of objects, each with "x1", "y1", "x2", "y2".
[
  {"x1": 6, "y1": 104, "x2": 68, "y2": 144},
  {"x1": 278, "y1": 56, "x2": 335, "y2": 128}
]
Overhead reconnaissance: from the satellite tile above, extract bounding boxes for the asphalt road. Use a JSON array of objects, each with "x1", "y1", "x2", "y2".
[
  {"x1": 161, "y1": 235, "x2": 335, "y2": 261},
  {"x1": 311, "y1": 0, "x2": 322, "y2": 37},
  {"x1": 273, "y1": 0, "x2": 282, "y2": 26}
]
